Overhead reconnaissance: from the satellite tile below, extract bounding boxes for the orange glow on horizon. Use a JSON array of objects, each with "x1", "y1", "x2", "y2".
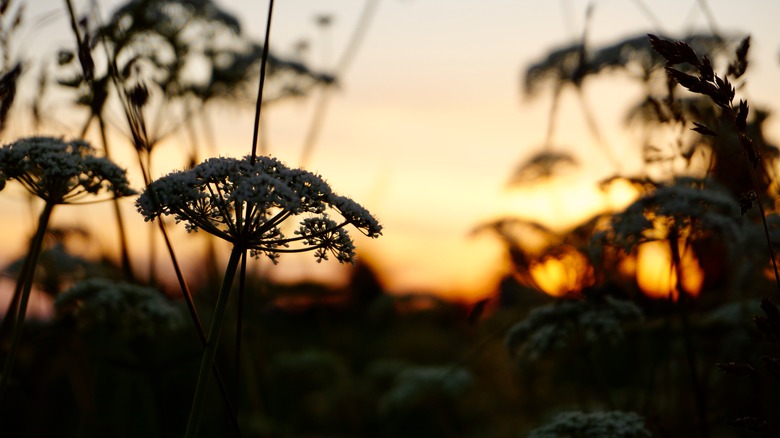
[
  {"x1": 635, "y1": 240, "x2": 704, "y2": 300},
  {"x1": 528, "y1": 250, "x2": 594, "y2": 297}
]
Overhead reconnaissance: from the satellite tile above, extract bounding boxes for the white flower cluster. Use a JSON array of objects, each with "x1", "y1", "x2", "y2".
[
  {"x1": 528, "y1": 410, "x2": 652, "y2": 438},
  {"x1": 136, "y1": 155, "x2": 381, "y2": 263},
  {"x1": 704, "y1": 299, "x2": 761, "y2": 327},
  {"x1": 505, "y1": 296, "x2": 643, "y2": 359},
  {"x1": 269, "y1": 348, "x2": 350, "y2": 389},
  {"x1": 0, "y1": 136, "x2": 136, "y2": 203},
  {"x1": 378, "y1": 364, "x2": 473, "y2": 417},
  {"x1": 55, "y1": 278, "x2": 183, "y2": 340}
]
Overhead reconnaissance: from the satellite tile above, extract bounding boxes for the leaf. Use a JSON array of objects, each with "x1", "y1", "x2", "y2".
[
  {"x1": 728, "y1": 36, "x2": 750, "y2": 78},
  {"x1": 736, "y1": 99, "x2": 749, "y2": 132},
  {"x1": 691, "y1": 122, "x2": 717, "y2": 137},
  {"x1": 665, "y1": 67, "x2": 711, "y2": 96},
  {"x1": 713, "y1": 75, "x2": 735, "y2": 108},
  {"x1": 648, "y1": 34, "x2": 700, "y2": 66},
  {"x1": 698, "y1": 56, "x2": 714, "y2": 82}
]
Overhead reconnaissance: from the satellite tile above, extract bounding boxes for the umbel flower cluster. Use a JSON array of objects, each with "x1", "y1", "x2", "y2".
[
  {"x1": 505, "y1": 296, "x2": 643, "y2": 359},
  {"x1": 528, "y1": 410, "x2": 652, "y2": 438},
  {"x1": 137, "y1": 155, "x2": 382, "y2": 263},
  {"x1": 55, "y1": 278, "x2": 183, "y2": 340},
  {"x1": 0, "y1": 136, "x2": 136, "y2": 203}
]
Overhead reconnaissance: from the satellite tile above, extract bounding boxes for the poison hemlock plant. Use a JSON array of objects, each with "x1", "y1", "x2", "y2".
[
  {"x1": 136, "y1": 154, "x2": 381, "y2": 436},
  {"x1": 505, "y1": 296, "x2": 643, "y2": 360},
  {"x1": 607, "y1": 177, "x2": 743, "y2": 263},
  {"x1": 0, "y1": 136, "x2": 135, "y2": 399},
  {"x1": 527, "y1": 410, "x2": 652, "y2": 438},
  {"x1": 55, "y1": 278, "x2": 183, "y2": 341},
  {"x1": 378, "y1": 364, "x2": 473, "y2": 416}
]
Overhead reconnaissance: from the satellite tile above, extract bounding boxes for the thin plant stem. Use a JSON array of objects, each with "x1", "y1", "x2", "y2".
[
  {"x1": 238, "y1": 0, "x2": 275, "y2": 424},
  {"x1": 63, "y1": 0, "x2": 82, "y2": 48},
  {"x1": 157, "y1": 220, "x2": 241, "y2": 436},
  {"x1": 0, "y1": 201, "x2": 55, "y2": 401},
  {"x1": 0, "y1": 246, "x2": 31, "y2": 342},
  {"x1": 299, "y1": 0, "x2": 380, "y2": 167},
  {"x1": 298, "y1": 86, "x2": 334, "y2": 168},
  {"x1": 696, "y1": 0, "x2": 721, "y2": 38},
  {"x1": 148, "y1": 209, "x2": 157, "y2": 284},
  {"x1": 720, "y1": 104, "x2": 780, "y2": 295},
  {"x1": 235, "y1": 252, "x2": 247, "y2": 405},
  {"x1": 752, "y1": 177, "x2": 780, "y2": 295},
  {"x1": 669, "y1": 231, "x2": 709, "y2": 438},
  {"x1": 250, "y1": 0, "x2": 276, "y2": 164},
  {"x1": 185, "y1": 247, "x2": 243, "y2": 438},
  {"x1": 98, "y1": 115, "x2": 135, "y2": 281}
]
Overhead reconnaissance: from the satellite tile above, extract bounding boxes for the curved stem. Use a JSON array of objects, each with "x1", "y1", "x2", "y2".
[
  {"x1": 185, "y1": 247, "x2": 243, "y2": 438},
  {"x1": 0, "y1": 202, "x2": 55, "y2": 401}
]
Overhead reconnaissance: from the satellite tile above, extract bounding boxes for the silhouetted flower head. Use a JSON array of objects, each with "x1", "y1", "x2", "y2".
[
  {"x1": 136, "y1": 155, "x2": 382, "y2": 263},
  {"x1": 528, "y1": 410, "x2": 651, "y2": 438},
  {"x1": 55, "y1": 278, "x2": 183, "y2": 340},
  {"x1": 607, "y1": 177, "x2": 742, "y2": 253},
  {"x1": 505, "y1": 296, "x2": 643, "y2": 359},
  {"x1": 0, "y1": 136, "x2": 136, "y2": 203},
  {"x1": 377, "y1": 364, "x2": 473, "y2": 417}
]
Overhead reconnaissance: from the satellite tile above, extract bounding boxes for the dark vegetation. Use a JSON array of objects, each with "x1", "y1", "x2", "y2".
[{"x1": 1, "y1": 1, "x2": 780, "y2": 437}]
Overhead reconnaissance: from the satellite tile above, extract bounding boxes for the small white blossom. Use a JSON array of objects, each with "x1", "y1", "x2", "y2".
[
  {"x1": 528, "y1": 410, "x2": 652, "y2": 438},
  {"x1": 137, "y1": 155, "x2": 381, "y2": 263},
  {"x1": 505, "y1": 296, "x2": 643, "y2": 359},
  {"x1": 55, "y1": 278, "x2": 183, "y2": 340},
  {"x1": 0, "y1": 136, "x2": 136, "y2": 203},
  {"x1": 378, "y1": 364, "x2": 473, "y2": 417}
]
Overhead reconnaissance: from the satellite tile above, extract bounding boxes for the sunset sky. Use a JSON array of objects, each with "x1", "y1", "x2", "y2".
[{"x1": 3, "y1": 0, "x2": 780, "y2": 302}]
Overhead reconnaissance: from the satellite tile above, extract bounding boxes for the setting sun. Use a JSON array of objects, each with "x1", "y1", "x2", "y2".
[
  {"x1": 528, "y1": 250, "x2": 593, "y2": 297},
  {"x1": 634, "y1": 240, "x2": 704, "y2": 300}
]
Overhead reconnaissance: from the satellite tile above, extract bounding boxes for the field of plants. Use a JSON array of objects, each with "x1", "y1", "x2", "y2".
[{"x1": 2, "y1": 1, "x2": 780, "y2": 437}]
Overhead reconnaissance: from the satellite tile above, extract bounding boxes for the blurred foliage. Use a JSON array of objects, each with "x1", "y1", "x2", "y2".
[
  {"x1": 486, "y1": 9, "x2": 780, "y2": 438},
  {"x1": 4, "y1": 1, "x2": 780, "y2": 438}
]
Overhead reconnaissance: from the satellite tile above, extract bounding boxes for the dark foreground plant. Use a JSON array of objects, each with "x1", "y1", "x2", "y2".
[
  {"x1": 528, "y1": 410, "x2": 652, "y2": 438},
  {"x1": 0, "y1": 136, "x2": 134, "y2": 400},
  {"x1": 648, "y1": 33, "x2": 780, "y2": 294},
  {"x1": 136, "y1": 155, "x2": 381, "y2": 436},
  {"x1": 54, "y1": 278, "x2": 183, "y2": 340}
]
